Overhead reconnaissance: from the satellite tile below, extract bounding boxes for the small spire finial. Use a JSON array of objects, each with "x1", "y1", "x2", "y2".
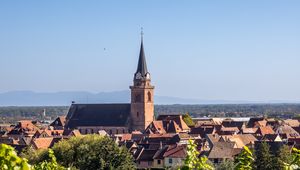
[{"x1": 141, "y1": 27, "x2": 144, "y2": 41}]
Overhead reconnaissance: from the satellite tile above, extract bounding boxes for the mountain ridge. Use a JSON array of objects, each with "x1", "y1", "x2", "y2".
[{"x1": 0, "y1": 90, "x2": 299, "y2": 106}]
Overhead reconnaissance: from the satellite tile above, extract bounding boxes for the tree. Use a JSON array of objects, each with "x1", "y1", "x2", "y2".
[
  {"x1": 181, "y1": 139, "x2": 214, "y2": 170},
  {"x1": 33, "y1": 149, "x2": 65, "y2": 170},
  {"x1": 52, "y1": 134, "x2": 135, "y2": 170},
  {"x1": 0, "y1": 143, "x2": 31, "y2": 170},
  {"x1": 273, "y1": 145, "x2": 293, "y2": 170},
  {"x1": 254, "y1": 142, "x2": 274, "y2": 170},
  {"x1": 234, "y1": 146, "x2": 254, "y2": 170},
  {"x1": 282, "y1": 147, "x2": 300, "y2": 170},
  {"x1": 20, "y1": 146, "x2": 48, "y2": 165},
  {"x1": 215, "y1": 159, "x2": 235, "y2": 170}
]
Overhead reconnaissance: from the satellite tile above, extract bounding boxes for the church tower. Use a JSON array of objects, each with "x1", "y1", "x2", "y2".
[{"x1": 130, "y1": 35, "x2": 154, "y2": 131}]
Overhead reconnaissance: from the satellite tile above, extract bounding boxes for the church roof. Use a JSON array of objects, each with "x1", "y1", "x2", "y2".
[
  {"x1": 135, "y1": 39, "x2": 149, "y2": 78},
  {"x1": 65, "y1": 103, "x2": 131, "y2": 129}
]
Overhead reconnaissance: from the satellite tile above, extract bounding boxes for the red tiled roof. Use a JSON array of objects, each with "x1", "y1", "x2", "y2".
[
  {"x1": 31, "y1": 137, "x2": 54, "y2": 149},
  {"x1": 257, "y1": 126, "x2": 274, "y2": 136},
  {"x1": 163, "y1": 144, "x2": 186, "y2": 158}
]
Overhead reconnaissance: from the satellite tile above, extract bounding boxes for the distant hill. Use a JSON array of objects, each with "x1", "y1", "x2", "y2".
[{"x1": 0, "y1": 90, "x2": 299, "y2": 106}]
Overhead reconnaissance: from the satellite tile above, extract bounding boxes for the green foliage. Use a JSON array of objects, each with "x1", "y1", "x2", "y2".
[
  {"x1": 33, "y1": 149, "x2": 65, "y2": 170},
  {"x1": 273, "y1": 145, "x2": 294, "y2": 170},
  {"x1": 282, "y1": 147, "x2": 300, "y2": 170},
  {"x1": 0, "y1": 144, "x2": 66, "y2": 170},
  {"x1": 216, "y1": 160, "x2": 235, "y2": 170},
  {"x1": 52, "y1": 134, "x2": 134, "y2": 170},
  {"x1": 254, "y1": 142, "x2": 274, "y2": 170},
  {"x1": 234, "y1": 144, "x2": 300, "y2": 170},
  {"x1": 0, "y1": 143, "x2": 31, "y2": 170},
  {"x1": 182, "y1": 113, "x2": 195, "y2": 127},
  {"x1": 20, "y1": 147, "x2": 48, "y2": 165},
  {"x1": 0, "y1": 106, "x2": 68, "y2": 124},
  {"x1": 234, "y1": 146, "x2": 254, "y2": 170},
  {"x1": 181, "y1": 139, "x2": 214, "y2": 170}
]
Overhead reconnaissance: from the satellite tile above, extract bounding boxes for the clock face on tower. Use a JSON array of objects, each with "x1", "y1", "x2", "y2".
[{"x1": 135, "y1": 72, "x2": 142, "y2": 79}]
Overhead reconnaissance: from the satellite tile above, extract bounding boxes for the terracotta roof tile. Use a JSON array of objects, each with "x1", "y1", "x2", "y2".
[
  {"x1": 31, "y1": 137, "x2": 54, "y2": 149},
  {"x1": 283, "y1": 119, "x2": 300, "y2": 127},
  {"x1": 257, "y1": 126, "x2": 275, "y2": 136},
  {"x1": 163, "y1": 144, "x2": 186, "y2": 158},
  {"x1": 208, "y1": 142, "x2": 240, "y2": 159}
]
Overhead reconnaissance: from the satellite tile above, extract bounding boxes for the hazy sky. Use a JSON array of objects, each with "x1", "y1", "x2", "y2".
[{"x1": 0, "y1": 1, "x2": 299, "y2": 101}]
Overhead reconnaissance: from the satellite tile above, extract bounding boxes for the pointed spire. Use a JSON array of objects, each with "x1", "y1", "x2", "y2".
[{"x1": 135, "y1": 28, "x2": 149, "y2": 79}]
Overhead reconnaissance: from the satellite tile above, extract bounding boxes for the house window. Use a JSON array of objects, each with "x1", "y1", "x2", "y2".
[
  {"x1": 137, "y1": 112, "x2": 139, "y2": 118},
  {"x1": 148, "y1": 161, "x2": 152, "y2": 166},
  {"x1": 157, "y1": 160, "x2": 161, "y2": 165},
  {"x1": 116, "y1": 129, "x2": 119, "y2": 134},
  {"x1": 169, "y1": 158, "x2": 173, "y2": 164},
  {"x1": 91, "y1": 129, "x2": 94, "y2": 134}
]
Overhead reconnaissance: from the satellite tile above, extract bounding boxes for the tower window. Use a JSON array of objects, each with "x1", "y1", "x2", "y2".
[
  {"x1": 137, "y1": 112, "x2": 139, "y2": 117},
  {"x1": 135, "y1": 94, "x2": 141, "y2": 103},
  {"x1": 147, "y1": 91, "x2": 151, "y2": 102}
]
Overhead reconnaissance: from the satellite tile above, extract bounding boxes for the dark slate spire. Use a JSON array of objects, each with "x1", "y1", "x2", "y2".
[{"x1": 136, "y1": 38, "x2": 148, "y2": 76}]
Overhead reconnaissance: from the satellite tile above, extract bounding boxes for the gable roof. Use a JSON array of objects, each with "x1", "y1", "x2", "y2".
[
  {"x1": 247, "y1": 117, "x2": 265, "y2": 127},
  {"x1": 136, "y1": 149, "x2": 157, "y2": 161},
  {"x1": 206, "y1": 134, "x2": 221, "y2": 145},
  {"x1": 65, "y1": 103, "x2": 131, "y2": 129},
  {"x1": 207, "y1": 142, "x2": 240, "y2": 159},
  {"x1": 242, "y1": 127, "x2": 258, "y2": 134},
  {"x1": 50, "y1": 116, "x2": 66, "y2": 127},
  {"x1": 257, "y1": 126, "x2": 275, "y2": 136},
  {"x1": 7, "y1": 120, "x2": 39, "y2": 136},
  {"x1": 254, "y1": 120, "x2": 267, "y2": 127},
  {"x1": 153, "y1": 146, "x2": 168, "y2": 159},
  {"x1": 163, "y1": 144, "x2": 186, "y2": 158},
  {"x1": 262, "y1": 134, "x2": 282, "y2": 141},
  {"x1": 31, "y1": 137, "x2": 54, "y2": 149},
  {"x1": 220, "y1": 134, "x2": 257, "y2": 148},
  {"x1": 222, "y1": 120, "x2": 244, "y2": 130},
  {"x1": 145, "y1": 120, "x2": 186, "y2": 134},
  {"x1": 156, "y1": 115, "x2": 190, "y2": 131},
  {"x1": 283, "y1": 119, "x2": 300, "y2": 127},
  {"x1": 275, "y1": 124, "x2": 300, "y2": 138}
]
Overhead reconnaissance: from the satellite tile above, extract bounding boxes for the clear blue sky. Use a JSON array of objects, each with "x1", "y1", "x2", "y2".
[{"x1": 0, "y1": 1, "x2": 299, "y2": 101}]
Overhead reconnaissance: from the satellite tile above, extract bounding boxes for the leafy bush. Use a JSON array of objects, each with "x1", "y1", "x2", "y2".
[
  {"x1": 235, "y1": 146, "x2": 254, "y2": 170},
  {"x1": 33, "y1": 149, "x2": 65, "y2": 170},
  {"x1": 20, "y1": 146, "x2": 48, "y2": 165},
  {"x1": 52, "y1": 134, "x2": 135, "y2": 170},
  {"x1": 0, "y1": 143, "x2": 31, "y2": 170},
  {"x1": 181, "y1": 139, "x2": 214, "y2": 170}
]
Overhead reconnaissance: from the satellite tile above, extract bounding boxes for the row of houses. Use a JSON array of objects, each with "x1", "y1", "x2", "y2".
[{"x1": 1, "y1": 115, "x2": 300, "y2": 169}]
